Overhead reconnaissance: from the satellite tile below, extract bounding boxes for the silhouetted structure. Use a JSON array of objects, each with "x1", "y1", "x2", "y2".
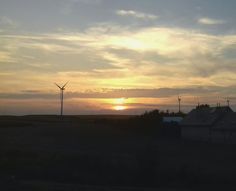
[
  {"x1": 227, "y1": 98, "x2": 230, "y2": 107},
  {"x1": 178, "y1": 96, "x2": 181, "y2": 113},
  {"x1": 181, "y1": 106, "x2": 236, "y2": 143},
  {"x1": 55, "y1": 82, "x2": 68, "y2": 116}
]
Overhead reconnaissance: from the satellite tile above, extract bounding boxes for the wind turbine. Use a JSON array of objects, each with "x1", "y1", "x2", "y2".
[
  {"x1": 178, "y1": 95, "x2": 181, "y2": 113},
  {"x1": 226, "y1": 98, "x2": 230, "y2": 107},
  {"x1": 197, "y1": 97, "x2": 200, "y2": 107},
  {"x1": 55, "y1": 82, "x2": 68, "y2": 116}
]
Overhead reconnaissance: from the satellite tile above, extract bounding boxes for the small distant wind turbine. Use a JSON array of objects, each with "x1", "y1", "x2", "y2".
[
  {"x1": 197, "y1": 97, "x2": 200, "y2": 107},
  {"x1": 55, "y1": 82, "x2": 68, "y2": 116},
  {"x1": 178, "y1": 95, "x2": 181, "y2": 113},
  {"x1": 226, "y1": 98, "x2": 230, "y2": 107}
]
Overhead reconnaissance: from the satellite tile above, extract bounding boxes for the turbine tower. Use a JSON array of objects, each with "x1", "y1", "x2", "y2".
[
  {"x1": 178, "y1": 95, "x2": 181, "y2": 113},
  {"x1": 197, "y1": 97, "x2": 200, "y2": 107},
  {"x1": 55, "y1": 82, "x2": 68, "y2": 116},
  {"x1": 227, "y1": 98, "x2": 230, "y2": 107}
]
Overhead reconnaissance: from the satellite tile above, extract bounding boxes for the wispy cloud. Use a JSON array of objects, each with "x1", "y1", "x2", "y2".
[
  {"x1": 1, "y1": 24, "x2": 236, "y2": 95},
  {"x1": 116, "y1": 10, "x2": 158, "y2": 20},
  {"x1": 0, "y1": 86, "x2": 232, "y2": 99},
  {"x1": 198, "y1": 17, "x2": 225, "y2": 25},
  {"x1": 0, "y1": 16, "x2": 16, "y2": 26},
  {"x1": 0, "y1": 16, "x2": 18, "y2": 31}
]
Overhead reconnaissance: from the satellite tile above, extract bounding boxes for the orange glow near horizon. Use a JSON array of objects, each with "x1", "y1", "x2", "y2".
[
  {"x1": 113, "y1": 105, "x2": 127, "y2": 111},
  {"x1": 112, "y1": 98, "x2": 127, "y2": 111}
]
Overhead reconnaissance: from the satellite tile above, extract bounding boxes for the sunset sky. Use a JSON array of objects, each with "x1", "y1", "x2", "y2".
[{"x1": 1, "y1": 0, "x2": 236, "y2": 115}]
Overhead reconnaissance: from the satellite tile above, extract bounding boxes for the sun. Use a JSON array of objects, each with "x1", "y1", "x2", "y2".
[
  {"x1": 112, "y1": 98, "x2": 127, "y2": 111},
  {"x1": 113, "y1": 105, "x2": 126, "y2": 111}
]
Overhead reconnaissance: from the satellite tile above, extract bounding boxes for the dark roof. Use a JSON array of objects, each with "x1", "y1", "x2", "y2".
[{"x1": 181, "y1": 106, "x2": 233, "y2": 126}]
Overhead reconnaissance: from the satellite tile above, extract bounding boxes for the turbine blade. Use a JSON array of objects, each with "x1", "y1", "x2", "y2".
[
  {"x1": 55, "y1": 83, "x2": 62, "y2": 89},
  {"x1": 62, "y1": 81, "x2": 69, "y2": 89}
]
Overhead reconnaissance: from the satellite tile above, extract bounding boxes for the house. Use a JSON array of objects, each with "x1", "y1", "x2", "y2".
[{"x1": 181, "y1": 106, "x2": 236, "y2": 143}]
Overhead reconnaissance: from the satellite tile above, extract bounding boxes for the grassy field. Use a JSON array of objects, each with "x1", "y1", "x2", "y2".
[{"x1": 1, "y1": 115, "x2": 236, "y2": 190}]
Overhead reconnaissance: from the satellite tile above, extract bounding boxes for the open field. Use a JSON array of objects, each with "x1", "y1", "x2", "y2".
[{"x1": 1, "y1": 115, "x2": 236, "y2": 190}]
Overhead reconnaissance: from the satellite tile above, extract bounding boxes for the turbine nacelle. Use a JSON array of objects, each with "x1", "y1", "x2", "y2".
[
  {"x1": 55, "y1": 82, "x2": 68, "y2": 90},
  {"x1": 178, "y1": 95, "x2": 181, "y2": 102}
]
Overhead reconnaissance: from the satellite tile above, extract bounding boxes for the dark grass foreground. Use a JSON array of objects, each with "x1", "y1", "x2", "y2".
[
  {"x1": 1, "y1": 114, "x2": 236, "y2": 190},
  {"x1": 0, "y1": 115, "x2": 160, "y2": 190}
]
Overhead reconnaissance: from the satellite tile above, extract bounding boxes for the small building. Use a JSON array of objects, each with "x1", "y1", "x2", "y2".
[
  {"x1": 163, "y1": 117, "x2": 183, "y2": 124},
  {"x1": 181, "y1": 106, "x2": 236, "y2": 143}
]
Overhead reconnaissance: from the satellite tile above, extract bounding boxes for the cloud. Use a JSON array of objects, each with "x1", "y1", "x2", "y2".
[
  {"x1": 0, "y1": 16, "x2": 18, "y2": 32},
  {"x1": 3, "y1": 86, "x2": 236, "y2": 114},
  {"x1": 116, "y1": 10, "x2": 158, "y2": 20},
  {"x1": 1, "y1": 24, "x2": 236, "y2": 94},
  {"x1": 1, "y1": 86, "x2": 234, "y2": 100},
  {"x1": 198, "y1": 17, "x2": 225, "y2": 25},
  {"x1": 0, "y1": 51, "x2": 17, "y2": 63},
  {"x1": 0, "y1": 16, "x2": 17, "y2": 27}
]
